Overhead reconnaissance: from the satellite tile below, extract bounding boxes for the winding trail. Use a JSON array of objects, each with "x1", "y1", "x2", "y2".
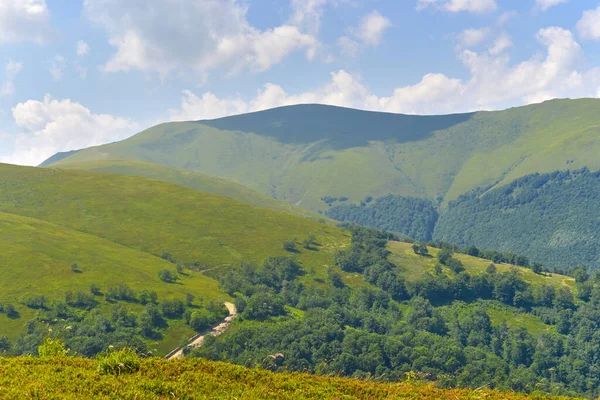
[{"x1": 165, "y1": 302, "x2": 237, "y2": 360}]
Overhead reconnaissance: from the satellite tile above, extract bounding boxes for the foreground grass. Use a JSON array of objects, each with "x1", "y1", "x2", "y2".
[{"x1": 0, "y1": 357, "x2": 574, "y2": 400}]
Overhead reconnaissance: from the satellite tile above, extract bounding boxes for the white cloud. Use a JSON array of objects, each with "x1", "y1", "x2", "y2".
[
  {"x1": 76, "y1": 40, "x2": 90, "y2": 56},
  {"x1": 457, "y1": 28, "x2": 490, "y2": 48},
  {"x1": 338, "y1": 10, "x2": 391, "y2": 57},
  {"x1": 0, "y1": 0, "x2": 53, "y2": 44},
  {"x1": 535, "y1": 0, "x2": 568, "y2": 12},
  {"x1": 171, "y1": 26, "x2": 598, "y2": 119},
  {"x1": 576, "y1": 6, "x2": 600, "y2": 40},
  {"x1": 488, "y1": 33, "x2": 513, "y2": 55},
  {"x1": 355, "y1": 11, "x2": 391, "y2": 46},
  {"x1": 49, "y1": 55, "x2": 65, "y2": 81},
  {"x1": 0, "y1": 59, "x2": 23, "y2": 96},
  {"x1": 417, "y1": 0, "x2": 497, "y2": 13},
  {"x1": 290, "y1": 0, "x2": 330, "y2": 35},
  {"x1": 1, "y1": 95, "x2": 139, "y2": 166},
  {"x1": 84, "y1": 0, "x2": 319, "y2": 77}
]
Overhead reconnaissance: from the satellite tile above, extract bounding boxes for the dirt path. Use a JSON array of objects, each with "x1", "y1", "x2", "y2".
[{"x1": 166, "y1": 302, "x2": 237, "y2": 360}]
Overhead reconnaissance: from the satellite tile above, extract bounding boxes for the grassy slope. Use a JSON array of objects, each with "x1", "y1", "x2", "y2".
[
  {"x1": 53, "y1": 159, "x2": 324, "y2": 221},
  {"x1": 389, "y1": 241, "x2": 574, "y2": 336},
  {"x1": 51, "y1": 100, "x2": 600, "y2": 210},
  {"x1": 388, "y1": 242, "x2": 575, "y2": 289},
  {"x1": 0, "y1": 357, "x2": 573, "y2": 400},
  {"x1": 0, "y1": 211, "x2": 222, "y2": 343},
  {"x1": 0, "y1": 163, "x2": 348, "y2": 270}
]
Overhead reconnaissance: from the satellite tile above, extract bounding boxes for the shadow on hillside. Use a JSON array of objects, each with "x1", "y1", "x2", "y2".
[{"x1": 199, "y1": 104, "x2": 476, "y2": 149}]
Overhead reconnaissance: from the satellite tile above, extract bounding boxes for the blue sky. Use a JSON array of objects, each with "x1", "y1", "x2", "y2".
[{"x1": 1, "y1": 0, "x2": 600, "y2": 165}]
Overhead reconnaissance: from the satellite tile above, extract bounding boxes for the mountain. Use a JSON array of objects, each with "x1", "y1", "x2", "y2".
[{"x1": 47, "y1": 99, "x2": 600, "y2": 212}]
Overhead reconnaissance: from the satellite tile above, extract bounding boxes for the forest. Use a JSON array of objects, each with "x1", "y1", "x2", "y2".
[
  {"x1": 191, "y1": 225, "x2": 600, "y2": 398},
  {"x1": 325, "y1": 195, "x2": 438, "y2": 241},
  {"x1": 435, "y1": 168, "x2": 600, "y2": 269}
]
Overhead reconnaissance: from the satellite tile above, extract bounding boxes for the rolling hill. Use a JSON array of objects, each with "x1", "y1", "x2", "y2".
[
  {"x1": 0, "y1": 211, "x2": 221, "y2": 342},
  {"x1": 51, "y1": 159, "x2": 323, "y2": 221},
  {"x1": 0, "y1": 163, "x2": 348, "y2": 268},
  {"x1": 47, "y1": 99, "x2": 600, "y2": 212}
]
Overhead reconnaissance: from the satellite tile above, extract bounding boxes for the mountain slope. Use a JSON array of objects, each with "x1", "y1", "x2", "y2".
[
  {"x1": 0, "y1": 211, "x2": 220, "y2": 340},
  {"x1": 49, "y1": 99, "x2": 600, "y2": 211},
  {"x1": 434, "y1": 169, "x2": 600, "y2": 269},
  {"x1": 51, "y1": 159, "x2": 323, "y2": 221},
  {"x1": 0, "y1": 163, "x2": 347, "y2": 269}
]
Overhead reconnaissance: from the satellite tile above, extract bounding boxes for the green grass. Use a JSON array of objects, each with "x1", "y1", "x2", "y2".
[
  {"x1": 49, "y1": 99, "x2": 600, "y2": 210},
  {"x1": 0, "y1": 211, "x2": 222, "y2": 341},
  {"x1": 0, "y1": 163, "x2": 349, "y2": 269},
  {"x1": 0, "y1": 356, "x2": 575, "y2": 399},
  {"x1": 388, "y1": 241, "x2": 575, "y2": 289},
  {"x1": 53, "y1": 159, "x2": 325, "y2": 221}
]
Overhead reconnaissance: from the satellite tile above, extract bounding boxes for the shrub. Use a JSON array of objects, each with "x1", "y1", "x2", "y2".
[
  {"x1": 96, "y1": 347, "x2": 141, "y2": 375},
  {"x1": 283, "y1": 240, "x2": 296, "y2": 252},
  {"x1": 38, "y1": 337, "x2": 70, "y2": 358},
  {"x1": 158, "y1": 269, "x2": 177, "y2": 283}
]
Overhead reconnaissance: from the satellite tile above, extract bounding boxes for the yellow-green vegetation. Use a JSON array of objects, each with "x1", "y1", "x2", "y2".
[
  {"x1": 0, "y1": 163, "x2": 348, "y2": 268},
  {"x1": 0, "y1": 356, "x2": 575, "y2": 400},
  {"x1": 388, "y1": 241, "x2": 575, "y2": 289},
  {"x1": 53, "y1": 159, "x2": 324, "y2": 221},
  {"x1": 49, "y1": 100, "x2": 600, "y2": 211},
  {"x1": 0, "y1": 211, "x2": 221, "y2": 340}
]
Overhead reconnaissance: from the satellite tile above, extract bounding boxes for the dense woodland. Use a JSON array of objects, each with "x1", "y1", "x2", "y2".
[
  {"x1": 324, "y1": 169, "x2": 600, "y2": 271},
  {"x1": 191, "y1": 226, "x2": 600, "y2": 398},
  {"x1": 325, "y1": 195, "x2": 438, "y2": 241},
  {"x1": 435, "y1": 169, "x2": 600, "y2": 269}
]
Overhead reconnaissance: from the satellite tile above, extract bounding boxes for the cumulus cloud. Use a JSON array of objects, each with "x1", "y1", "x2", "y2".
[
  {"x1": 171, "y1": 26, "x2": 599, "y2": 119},
  {"x1": 84, "y1": 0, "x2": 319, "y2": 77},
  {"x1": 0, "y1": 0, "x2": 54, "y2": 44},
  {"x1": 535, "y1": 0, "x2": 568, "y2": 12},
  {"x1": 76, "y1": 40, "x2": 90, "y2": 56},
  {"x1": 1, "y1": 95, "x2": 139, "y2": 166},
  {"x1": 576, "y1": 6, "x2": 600, "y2": 40},
  {"x1": 338, "y1": 11, "x2": 391, "y2": 57},
  {"x1": 417, "y1": 0, "x2": 497, "y2": 13}
]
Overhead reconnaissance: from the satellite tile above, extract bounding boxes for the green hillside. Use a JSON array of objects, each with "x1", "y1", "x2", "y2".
[
  {"x1": 388, "y1": 241, "x2": 575, "y2": 289},
  {"x1": 0, "y1": 356, "x2": 570, "y2": 400},
  {"x1": 0, "y1": 211, "x2": 221, "y2": 342},
  {"x1": 0, "y1": 163, "x2": 348, "y2": 269},
  {"x1": 52, "y1": 159, "x2": 322, "y2": 221},
  {"x1": 49, "y1": 100, "x2": 600, "y2": 211}
]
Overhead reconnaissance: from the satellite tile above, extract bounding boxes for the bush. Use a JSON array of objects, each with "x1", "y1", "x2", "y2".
[
  {"x1": 283, "y1": 240, "x2": 296, "y2": 252},
  {"x1": 38, "y1": 337, "x2": 69, "y2": 358},
  {"x1": 96, "y1": 347, "x2": 141, "y2": 375},
  {"x1": 158, "y1": 269, "x2": 177, "y2": 283}
]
